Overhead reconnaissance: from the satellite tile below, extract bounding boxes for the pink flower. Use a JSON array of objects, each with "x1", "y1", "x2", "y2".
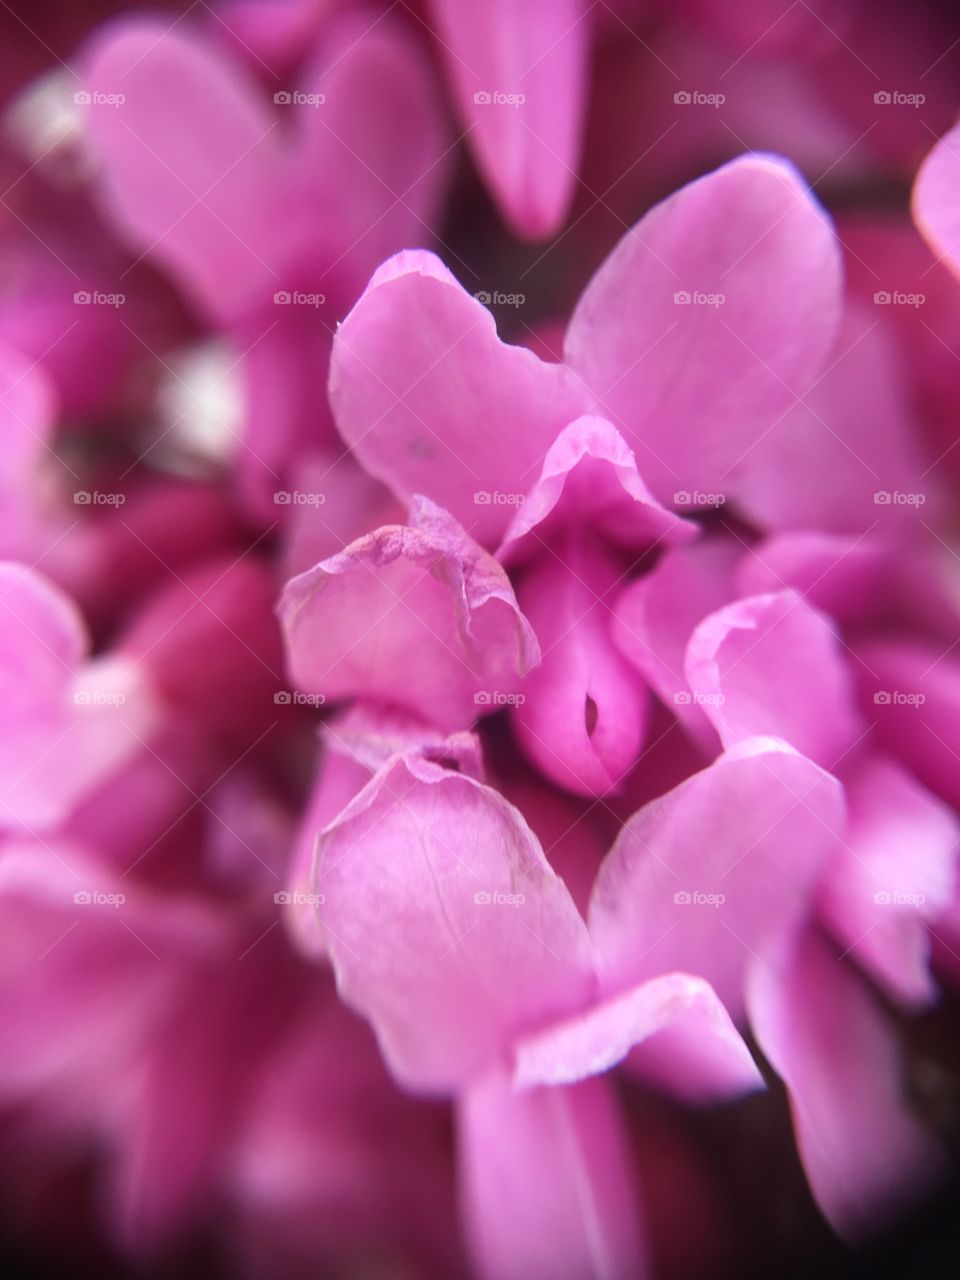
[{"x1": 310, "y1": 746, "x2": 772, "y2": 1277}]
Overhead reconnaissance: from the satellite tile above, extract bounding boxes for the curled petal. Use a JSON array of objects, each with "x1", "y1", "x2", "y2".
[
  {"x1": 611, "y1": 538, "x2": 738, "y2": 745},
  {"x1": 685, "y1": 589, "x2": 863, "y2": 768},
  {"x1": 279, "y1": 498, "x2": 540, "y2": 732},
  {"x1": 512, "y1": 972, "x2": 762, "y2": 1101},
  {"x1": 498, "y1": 415, "x2": 696, "y2": 563},
  {"x1": 329, "y1": 250, "x2": 591, "y2": 547}
]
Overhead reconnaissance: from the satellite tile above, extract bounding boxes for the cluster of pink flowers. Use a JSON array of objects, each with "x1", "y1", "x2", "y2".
[{"x1": 2, "y1": 2, "x2": 960, "y2": 1277}]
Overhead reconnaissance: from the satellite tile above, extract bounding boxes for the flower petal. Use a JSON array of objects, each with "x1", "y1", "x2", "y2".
[
  {"x1": 512, "y1": 972, "x2": 762, "y2": 1101},
  {"x1": 511, "y1": 537, "x2": 648, "y2": 796},
  {"x1": 279, "y1": 498, "x2": 539, "y2": 732},
  {"x1": 329, "y1": 250, "x2": 590, "y2": 547},
  {"x1": 314, "y1": 756, "x2": 595, "y2": 1091},
  {"x1": 564, "y1": 154, "x2": 841, "y2": 504},
  {"x1": 611, "y1": 538, "x2": 738, "y2": 746},
  {"x1": 733, "y1": 305, "x2": 935, "y2": 534},
  {"x1": 458, "y1": 1071, "x2": 646, "y2": 1280},
  {"x1": 685, "y1": 590, "x2": 863, "y2": 768},
  {"x1": 748, "y1": 926, "x2": 946, "y2": 1240},
  {"x1": 498, "y1": 415, "x2": 696, "y2": 562},
  {"x1": 83, "y1": 20, "x2": 286, "y2": 323},
  {"x1": 913, "y1": 120, "x2": 960, "y2": 280},
  {"x1": 817, "y1": 757, "x2": 959, "y2": 1008},
  {"x1": 589, "y1": 738, "x2": 845, "y2": 1019},
  {"x1": 427, "y1": 0, "x2": 588, "y2": 238}
]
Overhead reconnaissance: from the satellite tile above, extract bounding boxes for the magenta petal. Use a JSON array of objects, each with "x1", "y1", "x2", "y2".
[
  {"x1": 913, "y1": 121, "x2": 960, "y2": 280},
  {"x1": 0, "y1": 341, "x2": 53, "y2": 495},
  {"x1": 314, "y1": 756, "x2": 595, "y2": 1092},
  {"x1": 736, "y1": 533, "x2": 889, "y2": 625},
  {"x1": 589, "y1": 738, "x2": 844, "y2": 1019},
  {"x1": 285, "y1": 706, "x2": 485, "y2": 958},
  {"x1": 427, "y1": 0, "x2": 588, "y2": 239},
  {"x1": 511, "y1": 538, "x2": 648, "y2": 797},
  {"x1": 611, "y1": 538, "x2": 739, "y2": 745},
  {"x1": 288, "y1": 13, "x2": 450, "y2": 293},
  {"x1": 329, "y1": 250, "x2": 591, "y2": 547},
  {"x1": 818, "y1": 757, "x2": 959, "y2": 1008},
  {"x1": 512, "y1": 973, "x2": 762, "y2": 1100},
  {"x1": 0, "y1": 563, "x2": 149, "y2": 830},
  {"x1": 748, "y1": 926, "x2": 946, "y2": 1240},
  {"x1": 732, "y1": 305, "x2": 934, "y2": 534},
  {"x1": 458, "y1": 1071, "x2": 646, "y2": 1280},
  {"x1": 83, "y1": 21, "x2": 285, "y2": 323},
  {"x1": 856, "y1": 640, "x2": 960, "y2": 808},
  {"x1": 498, "y1": 415, "x2": 696, "y2": 562},
  {"x1": 279, "y1": 498, "x2": 540, "y2": 732},
  {"x1": 685, "y1": 590, "x2": 863, "y2": 769},
  {"x1": 564, "y1": 155, "x2": 841, "y2": 504}
]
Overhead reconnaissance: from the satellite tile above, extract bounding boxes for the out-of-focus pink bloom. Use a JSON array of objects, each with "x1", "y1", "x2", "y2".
[
  {"x1": 915, "y1": 118, "x2": 960, "y2": 279},
  {"x1": 748, "y1": 924, "x2": 948, "y2": 1238},
  {"x1": 426, "y1": 0, "x2": 589, "y2": 239},
  {"x1": 0, "y1": 562, "x2": 154, "y2": 833},
  {"x1": 80, "y1": 12, "x2": 450, "y2": 517}
]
